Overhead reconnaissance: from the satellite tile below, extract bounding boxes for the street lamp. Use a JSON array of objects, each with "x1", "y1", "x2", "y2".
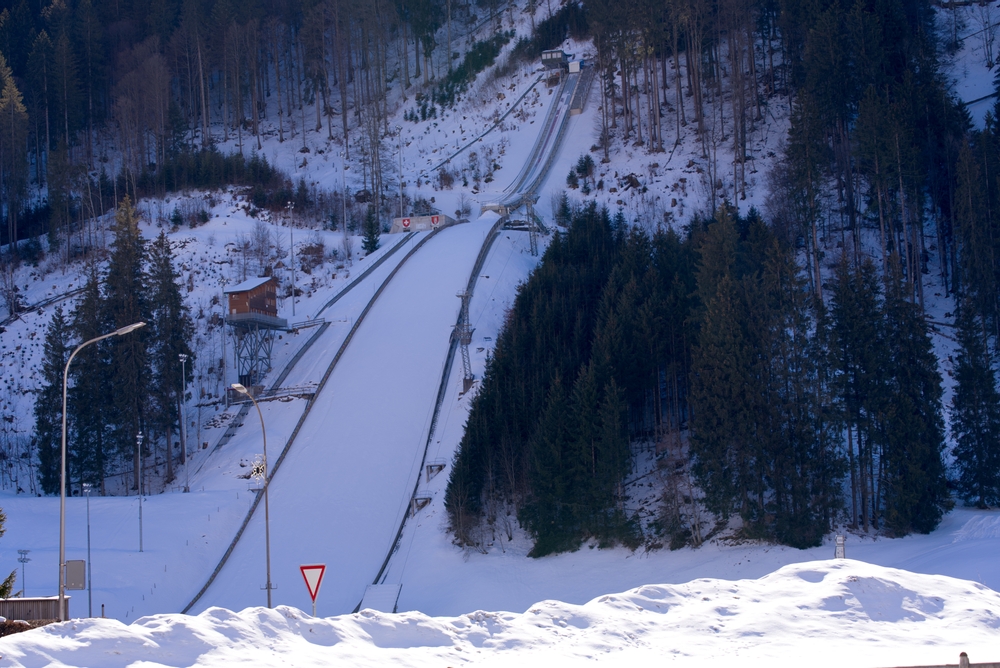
[
  {"x1": 60, "y1": 321, "x2": 145, "y2": 622},
  {"x1": 137, "y1": 431, "x2": 144, "y2": 553},
  {"x1": 231, "y1": 382, "x2": 273, "y2": 608},
  {"x1": 179, "y1": 353, "x2": 189, "y2": 493},
  {"x1": 82, "y1": 483, "x2": 92, "y2": 617}
]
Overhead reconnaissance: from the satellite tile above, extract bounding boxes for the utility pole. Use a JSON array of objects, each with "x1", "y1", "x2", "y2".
[
  {"x1": 137, "y1": 431, "x2": 144, "y2": 553},
  {"x1": 82, "y1": 484, "x2": 92, "y2": 617},
  {"x1": 179, "y1": 353, "x2": 190, "y2": 492}
]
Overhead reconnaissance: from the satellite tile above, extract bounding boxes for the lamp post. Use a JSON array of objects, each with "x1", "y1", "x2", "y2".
[
  {"x1": 82, "y1": 483, "x2": 92, "y2": 617},
  {"x1": 16, "y1": 550, "x2": 29, "y2": 597},
  {"x1": 137, "y1": 431, "x2": 144, "y2": 553},
  {"x1": 397, "y1": 125, "x2": 403, "y2": 219},
  {"x1": 60, "y1": 321, "x2": 145, "y2": 622},
  {"x1": 179, "y1": 353, "x2": 189, "y2": 493},
  {"x1": 231, "y1": 382, "x2": 273, "y2": 608}
]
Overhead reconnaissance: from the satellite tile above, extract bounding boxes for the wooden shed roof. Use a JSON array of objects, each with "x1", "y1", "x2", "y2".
[{"x1": 224, "y1": 276, "x2": 273, "y2": 294}]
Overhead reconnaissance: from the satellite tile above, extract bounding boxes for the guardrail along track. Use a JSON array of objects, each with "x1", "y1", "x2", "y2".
[
  {"x1": 360, "y1": 214, "x2": 509, "y2": 608},
  {"x1": 182, "y1": 231, "x2": 435, "y2": 614}
]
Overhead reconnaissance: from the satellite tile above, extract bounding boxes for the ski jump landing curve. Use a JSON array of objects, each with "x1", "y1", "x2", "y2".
[{"x1": 186, "y1": 220, "x2": 495, "y2": 616}]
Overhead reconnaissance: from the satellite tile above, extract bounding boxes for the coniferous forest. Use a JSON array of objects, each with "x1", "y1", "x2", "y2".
[
  {"x1": 0, "y1": 0, "x2": 997, "y2": 544},
  {"x1": 33, "y1": 196, "x2": 194, "y2": 494},
  {"x1": 446, "y1": 0, "x2": 1000, "y2": 553}
]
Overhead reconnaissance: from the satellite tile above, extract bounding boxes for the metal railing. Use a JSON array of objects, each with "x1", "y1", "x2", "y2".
[{"x1": 181, "y1": 229, "x2": 441, "y2": 614}]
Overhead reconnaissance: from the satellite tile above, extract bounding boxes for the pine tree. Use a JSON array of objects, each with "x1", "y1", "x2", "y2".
[
  {"x1": 68, "y1": 265, "x2": 112, "y2": 494},
  {"x1": 70, "y1": 265, "x2": 111, "y2": 492},
  {"x1": 761, "y1": 237, "x2": 842, "y2": 547},
  {"x1": 361, "y1": 205, "x2": 380, "y2": 254},
  {"x1": 35, "y1": 306, "x2": 70, "y2": 495},
  {"x1": 951, "y1": 300, "x2": 1000, "y2": 507},
  {"x1": 0, "y1": 50, "x2": 28, "y2": 248},
  {"x1": 147, "y1": 231, "x2": 195, "y2": 484},
  {"x1": 103, "y1": 197, "x2": 149, "y2": 490},
  {"x1": 880, "y1": 269, "x2": 950, "y2": 535},
  {"x1": 0, "y1": 507, "x2": 17, "y2": 596},
  {"x1": 690, "y1": 210, "x2": 763, "y2": 531},
  {"x1": 830, "y1": 256, "x2": 887, "y2": 531},
  {"x1": 522, "y1": 376, "x2": 575, "y2": 556}
]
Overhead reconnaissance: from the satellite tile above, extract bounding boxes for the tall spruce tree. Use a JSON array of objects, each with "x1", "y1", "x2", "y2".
[
  {"x1": 69, "y1": 265, "x2": 111, "y2": 492},
  {"x1": 103, "y1": 197, "x2": 149, "y2": 490},
  {"x1": 147, "y1": 231, "x2": 195, "y2": 484},
  {"x1": 951, "y1": 300, "x2": 1000, "y2": 508},
  {"x1": 830, "y1": 256, "x2": 887, "y2": 531},
  {"x1": 35, "y1": 305, "x2": 70, "y2": 495},
  {"x1": 361, "y1": 205, "x2": 380, "y2": 254},
  {"x1": 880, "y1": 268, "x2": 950, "y2": 535},
  {"x1": 690, "y1": 211, "x2": 761, "y2": 529}
]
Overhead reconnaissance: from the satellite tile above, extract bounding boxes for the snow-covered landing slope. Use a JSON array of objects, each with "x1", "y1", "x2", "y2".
[
  {"x1": 2, "y1": 560, "x2": 996, "y2": 667},
  {"x1": 190, "y1": 220, "x2": 497, "y2": 617}
]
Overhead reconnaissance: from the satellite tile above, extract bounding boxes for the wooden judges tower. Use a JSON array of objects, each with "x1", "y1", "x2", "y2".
[{"x1": 225, "y1": 276, "x2": 287, "y2": 387}]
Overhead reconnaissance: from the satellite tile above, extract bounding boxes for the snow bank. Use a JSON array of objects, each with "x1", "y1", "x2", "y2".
[{"x1": 1, "y1": 560, "x2": 996, "y2": 667}]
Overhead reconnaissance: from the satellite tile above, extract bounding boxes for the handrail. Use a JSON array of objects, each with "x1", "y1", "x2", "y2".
[
  {"x1": 0, "y1": 286, "x2": 86, "y2": 328},
  {"x1": 420, "y1": 74, "x2": 546, "y2": 179},
  {"x1": 362, "y1": 213, "x2": 508, "y2": 604},
  {"x1": 316, "y1": 232, "x2": 414, "y2": 318},
  {"x1": 181, "y1": 230, "x2": 438, "y2": 614}
]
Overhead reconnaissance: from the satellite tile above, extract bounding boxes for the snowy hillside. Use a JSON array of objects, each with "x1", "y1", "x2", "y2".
[{"x1": 0, "y1": 0, "x2": 999, "y2": 664}]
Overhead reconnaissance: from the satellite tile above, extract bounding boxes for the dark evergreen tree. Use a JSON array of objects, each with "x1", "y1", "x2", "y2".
[
  {"x1": 35, "y1": 305, "x2": 70, "y2": 495},
  {"x1": 0, "y1": 507, "x2": 17, "y2": 596},
  {"x1": 102, "y1": 197, "x2": 150, "y2": 490},
  {"x1": 147, "y1": 230, "x2": 195, "y2": 484},
  {"x1": 830, "y1": 256, "x2": 887, "y2": 531},
  {"x1": 521, "y1": 376, "x2": 576, "y2": 556},
  {"x1": 361, "y1": 205, "x2": 380, "y2": 254},
  {"x1": 69, "y1": 265, "x2": 111, "y2": 492},
  {"x1": 880, "y1": 269, "x2": 951, "y2": 535},
  {"x1": 951, "y1": 300, "x2": 1000, "y2": 508},
  {"x1": 690, "y1": 209, "x2": 767, "y2": 531}
]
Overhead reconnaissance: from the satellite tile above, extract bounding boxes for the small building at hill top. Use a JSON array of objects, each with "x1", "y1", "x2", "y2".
[{"x1": 224, "y1": 276, "x2": 287, "y2": 387}]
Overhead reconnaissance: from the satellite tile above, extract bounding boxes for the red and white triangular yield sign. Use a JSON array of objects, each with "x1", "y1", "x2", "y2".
[{"x1": 300, "y1": 564, "x2": 326, "y2": 602}]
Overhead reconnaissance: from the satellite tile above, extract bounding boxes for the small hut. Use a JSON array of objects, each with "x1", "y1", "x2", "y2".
[{"x1": 224, "y1": 277, "x2": 287, "y2": 387}]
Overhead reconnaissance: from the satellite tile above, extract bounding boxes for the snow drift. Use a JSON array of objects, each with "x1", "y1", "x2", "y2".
[{"x1": 1, "y1": 560, "x2": 996, "y2": 667}]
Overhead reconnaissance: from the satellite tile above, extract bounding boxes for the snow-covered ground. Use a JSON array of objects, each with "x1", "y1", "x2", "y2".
[
  {"x1": 1, "y1": 559, "x2": 998, "y2": 667},
  {"x1": 1, "y1": 2, "x2": 999, "y2": 664}
]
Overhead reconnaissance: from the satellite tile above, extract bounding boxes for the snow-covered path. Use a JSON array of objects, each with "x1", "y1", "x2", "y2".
[{"x1": 190, "y1": 220, "x2": 494, "y2": 616}]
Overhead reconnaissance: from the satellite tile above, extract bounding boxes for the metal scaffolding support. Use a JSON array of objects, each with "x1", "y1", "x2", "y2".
[
  {"x1": 228, "y1": 320, "x2": 277, "y2": 387},
  {"x1": 455, "y1": 291, "x2": 475, "y2": 393},
  {"x1": 527, "y1": 195, "x2": 539, "y2": 257}
]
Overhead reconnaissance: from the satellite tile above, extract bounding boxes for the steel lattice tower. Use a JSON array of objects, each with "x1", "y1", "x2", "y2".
[
  {"x1": 527, "y1": 196, "x2": 539, "y2": 257},
  {"x1": 455, "y1": 291, "x2": 475, "y2": 392}
]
